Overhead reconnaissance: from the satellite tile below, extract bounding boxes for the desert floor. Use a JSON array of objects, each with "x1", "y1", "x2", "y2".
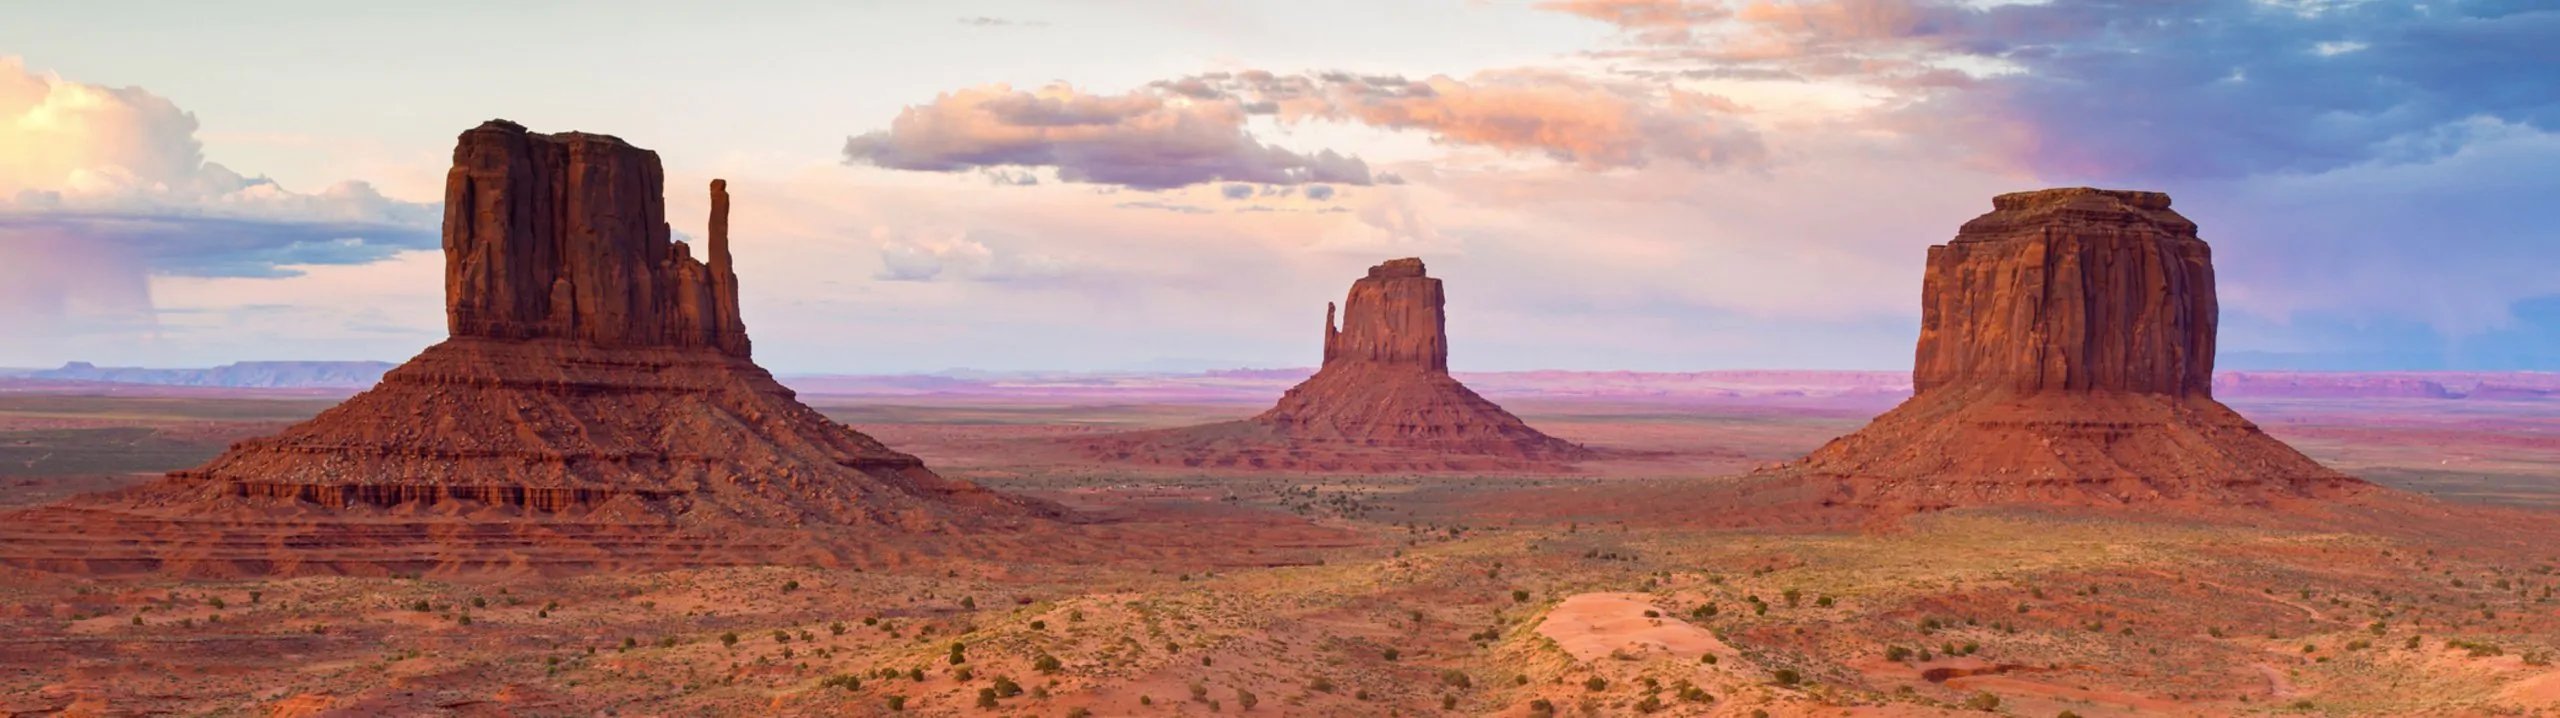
[{"x1": 2, "y1": 391, "x2": 2556, "y2": 717}]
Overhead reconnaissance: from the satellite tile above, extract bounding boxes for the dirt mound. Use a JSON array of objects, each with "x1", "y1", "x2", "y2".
[
  {"x1": 0, "y1": 121, "x2": 1056, "y2": 577},
  {"x1": 1076, "y1": 258, "x2": 1593, "y2": 471},
  {"x1": 1757, "y1": 188, "x2": 2367, "y2": 510}
]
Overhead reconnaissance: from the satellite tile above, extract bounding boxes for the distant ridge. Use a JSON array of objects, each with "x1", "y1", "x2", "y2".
[{"x1": 28, "y1": 361, "x2": 397, "y2": 389}]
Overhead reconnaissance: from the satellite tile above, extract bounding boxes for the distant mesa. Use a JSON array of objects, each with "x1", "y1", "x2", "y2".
[
  {"x1": 0, "y1": 120, "x2": 1056, "y2": 576},
  {"x1": 1076, "y1": 257, "x2": 1595, "y2": 471},
  {"x1": 1759, "y1": 187, "x2": 2369, "y2": 509}
]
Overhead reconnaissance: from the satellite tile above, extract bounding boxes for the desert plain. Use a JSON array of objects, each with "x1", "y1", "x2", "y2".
[{"x1": 3, "y1": 373, "x2": 2556, "y2": 717}]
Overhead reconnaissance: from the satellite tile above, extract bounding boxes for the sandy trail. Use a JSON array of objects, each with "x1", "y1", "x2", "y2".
[{"x1": 1534, "y1": 592, "x2": 1735, "y2": 664}]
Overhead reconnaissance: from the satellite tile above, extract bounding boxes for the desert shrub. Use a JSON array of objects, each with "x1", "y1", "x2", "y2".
[
  {"x1": 1771, "y1": 668, "x2": 1802, "y2": 687},
  {"x1": 1382, "y1": 647, "x2": 1400, "y2": 661},
  {"x1": 1644, "y1": 609, "x2": 1660, "y2": 618},
  {"x1": 1675, "y1": 679, "x2": 1711, "y2": 702},
  {"x1": 1030, "y1": 620, "x2": 1047, "y2": 631},
  {"x1": 1034, "y1": 654, "x2": 1063, "y2": 674},
  {"x1": 1784, "y1": 589, "x2": 1803, "y2": 607},
  {"x1": 1441, "y1": 669, "x2": 1471, "y2": 688},
  {"x1": 974, "y1": 688, "x2": 998, "y2": 708},
  {"x1": 1189, "y1": 681, "x2": 1209, "y2": 701},
  {"x1": 885, "y1": 695, "x2": 907, "y2": 711},
  {"x1": 819, "y1": 674, "x2": 860, "y2": 691},
  {"x1": 773, "y1": 630, "x2": 791, "y2": 644},
  {"x1": 1584, "y1": 676, "x2": 1609, "y2": 691},
  {"x1": 1963, "y1": 691, "x2": 2000, "y2": 710},
  {"x1": 659, "y1": 636, "x2": 677, "y2": 648},
  {"x1": 1886, "y1": 646, "x2": 1913, "y2": 662},
  {"x1": 1635, "y1": 695, "x2": 1665, "y2": 712},
  {"x1": 830, "y1": 621, "x2": 846, "y2": 635},
  {"x1": 781, "y1": 580, "x2": 799, "y2": 593},
  {"x1": 1308, "y1": 676, "x2": 1334, "y2": 693},
  {"x1": 1235, "y1": 688, "x2": 1258, "y2": 709},
  {"x1": 991, "y1": 675, "x2": 1022, "y2": 697},
  {"x1": 1816, "y1": 595, "x2": 1835, "y2": 608},
  {"x1": 1442, "y1": 694, "x2": 1459, "y2": 710},
  {"x1": 952, "y1": 667, "x2": 973, "y2": 682},
  {"x1": 1513, "y1": 589, "x2": 1531, "y2": 603},
  {"x1": 1527, "y1": 698, "x2": 1557, "y2": 717}
]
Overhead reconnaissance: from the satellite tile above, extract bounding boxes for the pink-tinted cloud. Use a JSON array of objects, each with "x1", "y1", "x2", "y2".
[
  {"x1": 1218, "y1": 70, "x2": 1767, "y2": 172},
  {"x1": 1532, "y1": 0, "x2": 1732, "y2": 44},
  {"x1": 843, "y1": 83, "x2": 1375, "y2": 190},
  {"x1": 846, "y1": 69, "x2": 1764, "y2": 190}
]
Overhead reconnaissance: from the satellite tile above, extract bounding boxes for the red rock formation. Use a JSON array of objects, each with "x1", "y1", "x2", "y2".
[
  {"x1": 1078, "y1": 258, "x2": 1593, "y2": 471},
  {"x1": 1764, "y1": 188, "x2": 2366, "y2": 509},
  {"x1": 0, "y1": 121, "x2": 1054, "y2": 576}
]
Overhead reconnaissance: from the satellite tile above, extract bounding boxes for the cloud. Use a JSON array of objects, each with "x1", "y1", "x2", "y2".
[
  {"x1": 843, "y1": 83, "x2": 1377, "y2": 190},
  {"x1": 1532, "y1": 0, "x2": 1734, "y2": 44},
  {"x1": 958, "y1": 16, "x2": 1047, "y2": 28},
  {"x1": 1176, "y1": 69, "x2": 1768, "y2": 172},
  {"x1": 844, "y1": 69, "x2": 1765, "y2": 190},
  {"x1": 1219, "y1": 183, "x2": 1255, "y2": 200},
  {"x1": 871, "y1": 226, "x2": 1076, "y2": 283},
  {"x1": 0, "y1": 57, "x2": 437, "y2": 343},
  {"x1": 1303, "y1": 184, "x2": 1337, "y2": 201},
  {"x1": 1543, "y1": 0, "x2": 2560, "y2": 180}
]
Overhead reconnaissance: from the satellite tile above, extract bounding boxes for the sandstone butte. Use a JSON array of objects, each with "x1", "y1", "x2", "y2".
[
  {"x1": 1758, "y1": 187, "x2": 2369, "y2": 510},
  {"x1": 0, "y1": 120, "x2": 1056, "y2": 577},
  {"x1": 1079, "y1": 258, "x2": 1595, "y2": 471}
]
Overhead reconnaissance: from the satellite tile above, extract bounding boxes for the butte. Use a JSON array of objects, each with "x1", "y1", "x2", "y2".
[
  {"x1": 1078, "y1": 258, "x2": 1594, "y2": 472},
  {"x1": 0, "y1": 120, "x2": 1055, "y2": 576},
  {"x1": 1753, "y1": 188, "x2": 2369, "y2": 511}
]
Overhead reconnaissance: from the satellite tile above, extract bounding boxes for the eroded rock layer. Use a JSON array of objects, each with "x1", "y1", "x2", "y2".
[
  {"x1": 1766, "y1": 188, "x2": 2365, "y2": 509},
  {"x1": 0, "y1": 121, "x2": 1054, "y2": 576},
  {"x1": 1079, "y1": 258, "x2": 1592, "y2": 471}
]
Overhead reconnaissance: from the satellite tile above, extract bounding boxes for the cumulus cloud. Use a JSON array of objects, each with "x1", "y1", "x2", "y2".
[
  {"x1": 0, "y1": 57, "x2": 436, "y2": 343},
  {"x1": 844, "y1": 69, "x2": 1765, "y2": 190}
]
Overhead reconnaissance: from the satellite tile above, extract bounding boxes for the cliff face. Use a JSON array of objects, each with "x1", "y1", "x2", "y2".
[
  {"x1": 442, "y1": 120, "x2": 749, "y2": 356},
  {"x1": 1912, "y1": 188, "x2": 2216, "y2": 397},
  {"x1": 1082, "y1": 258, "x2": 1591, "y2": 472},
  {"x1": 1322, "y1": 258, "x2": 1448, "y2": 371},
  {"x1": 1770, "y1": 188, "x2": 2363, "y2": 510}
]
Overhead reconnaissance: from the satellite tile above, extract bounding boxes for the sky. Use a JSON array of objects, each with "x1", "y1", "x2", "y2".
[{"x1": 0, "y1": 0, "x2": 2554, "y2": 373}]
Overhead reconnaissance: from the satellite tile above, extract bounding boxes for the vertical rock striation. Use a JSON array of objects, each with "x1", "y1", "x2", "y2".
[
  {"x1": 1912, "y1": 188, "x2": 2214, "y2": 396},
  {"x1": 442, "y1": 120, "x2": 750, "y2": 356},
  {"x1": 1769, "y1": 188, "x2": 2363, "y2": 509}
]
